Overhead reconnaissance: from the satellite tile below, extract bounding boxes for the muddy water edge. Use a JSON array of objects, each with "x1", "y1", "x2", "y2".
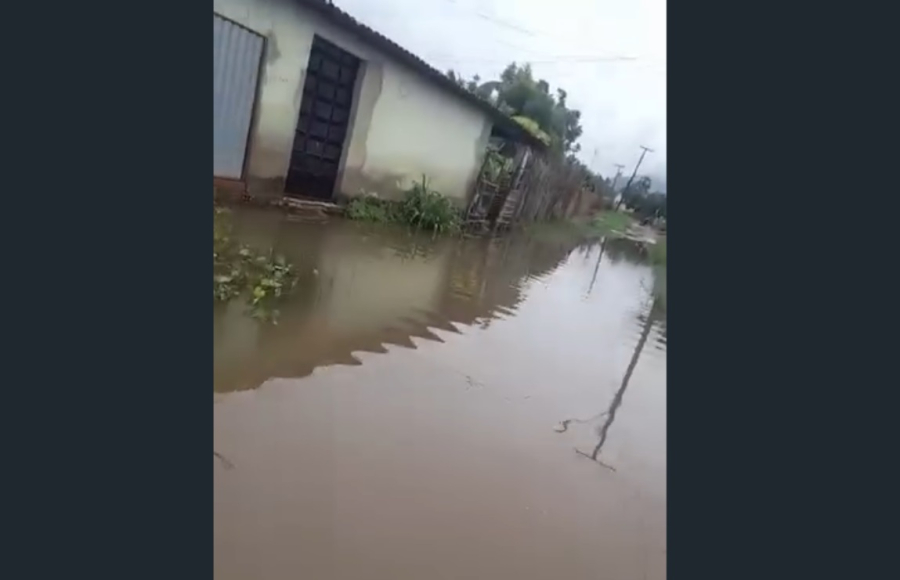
[{"x1": 214, "y1": 208, "x2": 667, "y2": 580}]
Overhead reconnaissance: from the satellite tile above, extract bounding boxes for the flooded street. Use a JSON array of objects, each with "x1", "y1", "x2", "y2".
[{"x1": 214, "y1": 209, "x2": 667, "y2": 580}]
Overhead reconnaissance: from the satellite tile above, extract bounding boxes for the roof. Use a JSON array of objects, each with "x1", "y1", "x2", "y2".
[{"x1": 297, "y1": 0, "x2": 547, "y2": 149}]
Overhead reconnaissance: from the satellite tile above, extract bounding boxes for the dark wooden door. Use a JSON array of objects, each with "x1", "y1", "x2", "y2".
[{"x1": 285, "y1": 36, "x2": 360, "y2": 200}]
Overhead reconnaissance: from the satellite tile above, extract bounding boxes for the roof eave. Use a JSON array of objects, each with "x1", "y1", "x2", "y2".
[{"x1": 297, "y1": 0, "x2": 548, "y2": 151}]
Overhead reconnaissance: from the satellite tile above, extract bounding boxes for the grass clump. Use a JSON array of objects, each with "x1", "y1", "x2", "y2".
[
  {"x1": 398, "y1": 175, "x2": 461, "y2": 233},
  {"x1": 346, "y1": 195, "x2": 397, "y2": 223},
  {"x1": 526, "y1": 211, "x2": 634, "y2": 242},
  {"x1": 346, "y1": 175, "x2": 461, "y2": 233},
  {"x1": 590, "y1": 210, "x2": 633, "y2": 234}
]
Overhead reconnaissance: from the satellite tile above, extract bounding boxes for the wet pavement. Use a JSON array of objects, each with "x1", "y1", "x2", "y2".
[{"x1": 214, "y1": 208, "x2": 667, "y2": 580}]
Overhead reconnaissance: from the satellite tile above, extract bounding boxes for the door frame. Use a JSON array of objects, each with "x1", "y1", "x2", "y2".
[{"x1": 285, "y1": 34, "x2": 362, "y2": 200}]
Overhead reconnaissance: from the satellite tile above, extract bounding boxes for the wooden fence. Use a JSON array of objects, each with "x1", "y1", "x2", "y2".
[
  {"x1": 500, "y1": 154, "x2": 587, "y2": 227},
  {"x1": 466, "y1": 144, "x2": 594, "y2": 232}
]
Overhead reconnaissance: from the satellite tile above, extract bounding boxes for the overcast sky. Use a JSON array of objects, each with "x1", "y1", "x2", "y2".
[{"x1": 333, "y1": 0, "x2": 667, "y2": 190}]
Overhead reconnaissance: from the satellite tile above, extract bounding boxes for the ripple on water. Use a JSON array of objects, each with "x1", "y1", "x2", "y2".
[{"x1": 214, "y1": 210, "x2": 666, "y2": 580}]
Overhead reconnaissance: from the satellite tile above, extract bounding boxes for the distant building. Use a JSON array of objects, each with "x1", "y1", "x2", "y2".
[{"x1": 213, "y1": 0, "x2": 542, "y2": 204}]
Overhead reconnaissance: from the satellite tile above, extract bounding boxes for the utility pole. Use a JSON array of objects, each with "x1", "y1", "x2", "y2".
[
  {"x1": 615, "y1": 146, "x2": 653, "y2": 211},
  {"x1": 588, "y1": 148, "x2": 601, "y2": 193},
  {"x1": 610, "y1": 163, "x2": 626, "y2": 192}
]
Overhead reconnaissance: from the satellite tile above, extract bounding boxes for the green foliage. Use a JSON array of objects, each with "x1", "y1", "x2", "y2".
[
  {"x1": 591, "y1": 211, "x2": 633, "y2": 234},
  {"x1": 624, "y1": 189, "x2": 667, "y2": 221},
  {"x1": 563, "y1": 155, "x2": 609, "y2": 198},
  {"x1": 526, "y1": 211, "x2": 636, "y2": 243},
  {"x1": 445, "y1": 63, "x2": 618, "y2": 201},
  {"x1": 511, "y1": 116, "x2": 552, "y2": 145},
  {"x1": 635, "y1": 176, "x2": 653, "y2": 195},
  {"x1": 344, "y1": 177, "x2": 461, "y2": 233},
  {"x1": 483, "y1": 146, "x2": 512, "y2": 184},
  {"x1": 499, "y1": 63, "x2": 583, "y2": 154},
  {"x1": 447, "y1": 63, "x2": 583, "y2": 156},
  {"x1": 446, "y1": 69, "x2": 466, "y2": 88},
  {"x1": 213, "y1": 205, "x2": 299, "y2": 321},
  {"x1": 398, "y1": 176, "x2": 461, "y2": 233},
  {"x1": 346, "y1": 195, "x2": 397, "y2": 223}
]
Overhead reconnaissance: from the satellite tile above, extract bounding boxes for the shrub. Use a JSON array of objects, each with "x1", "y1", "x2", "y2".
[
  {"x1": 344, "y1": 177, "x2": 461, "y2": 233},
  {"x1": 625, "y1": 192, "x2": 667, "y2": 220},
  {"x1": 398, "y1": 175, "x2": 461, "y2": 233}
]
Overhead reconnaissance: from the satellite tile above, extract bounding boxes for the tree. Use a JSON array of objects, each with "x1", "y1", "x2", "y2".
[
  {"x1": 624, "y1": 178, "x2": 667, "y2": 220},
  {"x1": 632, "y1": 176, "x2": 652, "y2": 196},
  {"x1": 446, "y1": 63, "x2": 584, "y2": 156},
  {"x1": 446, "y1": 69, "x2": 465, "y2": 88},
  {"x1": 466, "y1": 74, "x2": 481, "y2": 94}
]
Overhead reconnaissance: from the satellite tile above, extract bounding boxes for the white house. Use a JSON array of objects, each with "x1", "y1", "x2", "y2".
[{"x1": 213, "y1": 0, "x2": 541, "y2": 206}]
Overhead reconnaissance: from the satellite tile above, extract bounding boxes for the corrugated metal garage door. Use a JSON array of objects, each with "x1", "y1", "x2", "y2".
[{"x1": 214, "y1": 14, "x2": 264, "y2": 179}]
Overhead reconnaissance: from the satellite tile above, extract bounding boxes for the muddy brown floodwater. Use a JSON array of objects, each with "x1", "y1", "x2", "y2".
[{"x1": 214, "y1": 208, "x2": 667, "y2": 580}]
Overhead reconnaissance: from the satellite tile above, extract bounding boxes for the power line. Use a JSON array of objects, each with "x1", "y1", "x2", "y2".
[
  {"x1": 440, "y1": 0, "x2": 539, "y2": 36},
  {"x1": 473, "y1": 11, "x2": 536, "y2": 36},
  {"x1": 386, "y1": 0, "x2": 619, "y2": 51},
  {"x1": 425, "y1": 55, "x2": 637, "y2": 64},
  {"x1": 335, "y1": 1, "x2": 636, "y2": 68},
  {"x1": 357, "y1": 0, "x2": 540, "y2": 38}
]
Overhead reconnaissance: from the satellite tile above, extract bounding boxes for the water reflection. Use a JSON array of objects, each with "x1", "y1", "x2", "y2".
[
  {"x1": 569, "y1": 297, "x2": 663, "y2": 470},
  {"x1": 586, "y1": 237, "x2": 608, "y2": 296},
  {"x1": 604, "y1": 237, "x2": 652, "y2": 264},
  {"x1": 214, "y1": 210, "x2": 668, "y2": 580},
  {"x1": 214, "y1": 209, "x2": 586, "y2": 393}
]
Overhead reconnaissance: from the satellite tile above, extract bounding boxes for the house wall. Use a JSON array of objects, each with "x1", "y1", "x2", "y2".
[{"x1": 213, "y1": 0, "x2": 492, "y2": 204}]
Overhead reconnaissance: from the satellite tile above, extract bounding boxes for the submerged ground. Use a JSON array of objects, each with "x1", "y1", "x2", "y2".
[{"x1": 214, "y1": 208, "x2": 667, "y2": 580}]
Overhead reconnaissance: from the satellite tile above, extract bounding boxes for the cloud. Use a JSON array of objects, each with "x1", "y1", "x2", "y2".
[{"x1": 334, "y1": 0, "x2": 667, "y2": 187}]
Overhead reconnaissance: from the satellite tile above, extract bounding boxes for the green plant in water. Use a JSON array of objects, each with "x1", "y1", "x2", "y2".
[
  {"x1": 213, "y1": 205, "x2": 299, "y2": 322},
  {"x1": 399, "y1": 175, "x2": 461, "y2": 233}
]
